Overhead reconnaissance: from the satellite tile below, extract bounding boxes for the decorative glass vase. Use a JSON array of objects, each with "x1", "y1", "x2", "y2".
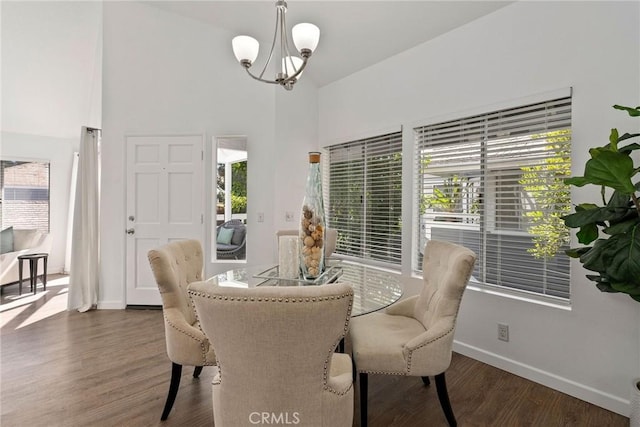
[
  {"x1": 299, "y1": 152, "x2": 326, "y2": 279},
  {"x1": 278, "y1": 235, "x2": 299, "y2": 279}
]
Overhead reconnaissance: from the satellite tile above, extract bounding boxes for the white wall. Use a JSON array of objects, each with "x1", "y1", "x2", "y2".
[
  {"x1": 319, "y1": 1, "x2": 640, "y2": 416},
  {"x1": 1, "y1": 1, "x2": 103, "y2": 138},
  {"x1": 1, "y1": 1, "x2": 102, "y2": 277},
  {"x1": 101, "y1": 2, "x2": 286, "y2": 307},
  {"x1": 272, "y1": 79, "x2": 319, "y2": 258},
  {"x1": 0, "y1": 132, "x2": 77, "y2": 274}
]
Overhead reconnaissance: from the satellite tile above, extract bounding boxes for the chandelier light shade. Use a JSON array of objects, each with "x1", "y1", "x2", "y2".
[
  {"x1": 292, "y1": 23, "x2": 320, "y2": 53},
  {"x1": 232, "y1": 36, "x2": 259, "y2": 64},
  {"x1": 231, "y1": 0, "x2": 320, "y2": 91},
  {"x1": 282, "y1": 56, "x2": 304, "y2": 78}
]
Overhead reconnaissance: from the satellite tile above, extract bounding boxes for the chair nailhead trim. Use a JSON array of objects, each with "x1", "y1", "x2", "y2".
[
  {"x1": 359, "y1": 370, "x2": 408, "y2": 375},
  {"x1": 405, "y1": 324, "x2": 456, "y2": 374},
  {"x1": 163, "y1": 312, "x2": 212, "y2": 365},
  {"x1": 187, "y1": 290, "x2": 353, "y2": 303},
  {"x1": 354, "y1": 294, "x2": 467, "y2": 376},
  {"x1": 405, "y1": 297, "x2": 466, "y2": 374}
]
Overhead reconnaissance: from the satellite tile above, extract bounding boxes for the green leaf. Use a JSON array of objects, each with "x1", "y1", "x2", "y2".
[
  {"x1": 562, "y1": 205, "x2": 627, "y2": 228},
  {"x1": 586, "y1": 273, "x2": 617, "y2": 292},
  {"x1": 609, "y1": 128, "x2": 619, "y2": 148},
  {"x1": 580, "y1": 238, "x2": 612, "y2": 272},
  {"x1": 604, "y1": 218, "x2": 639, "y2": 234},
  {"x1": 577, "y1": 223, "x2": 599, "y2": 244},
  {"x1": 576, "y1": 203, "x2": 599, "y2": 211},
  {"x1": 596, "y1": 282, "x2": 618, "y2": 293},
  {"x1": 631, "y1": 294, "x2": 640, "y2": 302},
  {"x1": 610, "y1": 281, "x2": 640, "y2": 295},
  {"x1": 613, "y1": 104, "x2": 640, "y2": 117},
  {"x1": 564, "y1": 176, "x2": 590, "y2": 187},
  {"x1": 607, "y1": 190, "x2": 630, "y2": 208},
  {"x1": 565, "y1": 247, "x2": 591, "y2": 258},
  {"x1": 618, "y1": 135, "x2": 640, "y2": 145},
  {"x1": 583, "y1": 150, "x2": 636, "y2": 193},
  {"x1": 603, "y1": 231, "x2": 640, "y2": 284}
]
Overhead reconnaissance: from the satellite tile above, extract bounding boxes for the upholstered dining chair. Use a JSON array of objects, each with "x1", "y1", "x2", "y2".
[
  {"x1": 147, "y1": 239, "x2": 216, "y2": 421},
  {"x1": 188, "y1": 281, "x2": 355, "y2": 427},
  {"x1": 276, "y1": 227, "x2": 338, "y2": 259},
  {"x1": 349, "y1": 240, "x2": 476, "y2": 427}
]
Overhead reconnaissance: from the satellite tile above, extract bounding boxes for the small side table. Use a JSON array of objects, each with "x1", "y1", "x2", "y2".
[{"x1": 17, "y1": 253, "x2": 48, "y2": 295}]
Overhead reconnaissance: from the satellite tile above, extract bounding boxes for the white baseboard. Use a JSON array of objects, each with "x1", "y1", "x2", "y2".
[
  {"x1": 47, "y1": 264, "x2": 65, "y2": 275},
  {"x1": 97, "y1": 300, "x2": 126, "y2": 310},
  {"x1": 453, "y1": 341, "x2": 630, "y2": 417}
]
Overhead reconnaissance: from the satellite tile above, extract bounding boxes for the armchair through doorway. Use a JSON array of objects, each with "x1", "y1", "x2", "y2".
[{"x1": 216, "y1": 219, "x2": 246, "y2": 260}]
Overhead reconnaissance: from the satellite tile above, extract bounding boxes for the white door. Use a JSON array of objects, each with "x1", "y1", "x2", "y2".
[{"x1": 125, "y1": 134, "x2": 203, "y2": 306}]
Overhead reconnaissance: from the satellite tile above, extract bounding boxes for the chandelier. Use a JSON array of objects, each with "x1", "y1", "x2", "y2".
[{"x1": 231, "y1": 1, "x2": 320, "y2": 91}]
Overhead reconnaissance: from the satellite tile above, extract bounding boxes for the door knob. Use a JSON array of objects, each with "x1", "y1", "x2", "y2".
[{"x1": 126, "y1": 228, "x2": 135, "y2": 235}]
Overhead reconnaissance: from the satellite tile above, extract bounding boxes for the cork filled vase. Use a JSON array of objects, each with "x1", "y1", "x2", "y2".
[{"x1": 299, "y1": 152, "x2": 326, "y2": 279}]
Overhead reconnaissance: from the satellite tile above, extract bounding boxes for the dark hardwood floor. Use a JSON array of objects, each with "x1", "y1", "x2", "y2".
[{"x1": 0, "y1": 277, "x2": 628, "y2": 426}]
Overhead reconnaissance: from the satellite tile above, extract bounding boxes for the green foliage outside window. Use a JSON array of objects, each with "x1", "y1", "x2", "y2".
[
  {"x1": 421, "y1": 175, "x2": 478, "y2": 215},
  {"x1": 231, "y1": 162, "x2": 247, "y2": 213},
  {"x1": 518, "y1": 130, "x2": 572, "y2": 259},
  {"x1": 217, "y1": 161, "x2": 247, "y2": 214}
]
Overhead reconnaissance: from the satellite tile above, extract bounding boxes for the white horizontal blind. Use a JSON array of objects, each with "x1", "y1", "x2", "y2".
[
  {"x1": 415, "y1": 97, "x2": 572, "y2": 299},
  {"x1": 325, "y1": 132, "x2": 403, "y2": 265}
]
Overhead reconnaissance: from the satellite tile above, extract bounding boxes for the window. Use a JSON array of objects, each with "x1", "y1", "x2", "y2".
[
  {"x1": 0, "y1": 160, "x2": 50, "y2": 232},
  {"x1": 325, "y1": 131, "x2": 403, "y2": 266},
  {"x1": 415, "y1": 96, "x2": 572, "y2": 299}
]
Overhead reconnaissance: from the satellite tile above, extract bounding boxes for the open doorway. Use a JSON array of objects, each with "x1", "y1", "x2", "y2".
[{"x1": 213, "y1": 136, "x2": 247, "y2": 262}]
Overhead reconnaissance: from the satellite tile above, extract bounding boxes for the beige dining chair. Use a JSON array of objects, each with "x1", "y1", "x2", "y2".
[
  {"x1": 276, "y1": 227, "x2": 338, "y2": 259},
  {"x1": 349, "y1": 240, "x2": 476, "y2": 427},
  {"x1": 188, "y1": 281, "x2": 355, "y2": 427},
  {"x1": 147, "y1": 239, "x2": 216, "y2": 421}
]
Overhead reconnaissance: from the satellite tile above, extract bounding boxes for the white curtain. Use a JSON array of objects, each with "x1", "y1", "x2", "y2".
[
  {"x1": 68, "y1": 127, "x2": 100, "y2": 312},
  {"x1": 64, "y1": 152, "x2": 79, "y2": 274}
]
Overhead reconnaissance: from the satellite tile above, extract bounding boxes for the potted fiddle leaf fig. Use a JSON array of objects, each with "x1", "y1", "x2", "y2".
[
  {"x1": 562, "y1": 104, "x2": 640, "y2": 303},
  {"x1": 562, "y1": 105, "x2": 640, "y2": 424}
]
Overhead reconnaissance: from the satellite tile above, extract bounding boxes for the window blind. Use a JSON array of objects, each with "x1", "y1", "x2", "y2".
[
  {"x1": 325, "y1": 131, "x2": 403, "y2": 265},
  {"x1": 414, "y1": 97, "x2": 572, "y2": 299}
]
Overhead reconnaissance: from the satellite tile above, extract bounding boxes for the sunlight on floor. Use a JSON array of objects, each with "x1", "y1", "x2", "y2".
[{"x1": 0, "y1": 276, "x2": 69, "y2": 329}]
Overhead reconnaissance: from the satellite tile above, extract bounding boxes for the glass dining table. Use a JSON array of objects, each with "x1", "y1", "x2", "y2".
[{"x1": 208, "y1": 260, "x2": 403, "y2": 317}]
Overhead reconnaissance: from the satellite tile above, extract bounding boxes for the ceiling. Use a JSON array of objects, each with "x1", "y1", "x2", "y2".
[
  {"x1": 1, "y1": 1, "x2": 512, "y2": 140},
  {"x1": 146, "y1": 1, "x2": 512, "y2": 87}
]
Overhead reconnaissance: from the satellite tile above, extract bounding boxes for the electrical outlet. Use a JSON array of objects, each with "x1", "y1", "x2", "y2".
[
  {"x1": 285, "y1": 211, "x2": 294, "y2": 222},
  {"x1": 498, "y1": 323, "x2": 509, "y2": 342},
  {"x1": 257, "y1": 212, "x2": 264, "y2": 223}
]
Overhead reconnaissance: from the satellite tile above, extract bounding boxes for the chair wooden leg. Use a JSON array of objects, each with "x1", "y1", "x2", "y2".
[
  {"x1": 435, "y1": 372, "x2": 457, "y2": 427},
  {"x1": 359, "y1": 372, "x2": 368, "y2": 427},
  {"x1": 421, "y1": 376, "x2": 431, "y2": 386},
  {"x1": 193, "y1": 366, "x2": 203, "y2": 378},
  {"x1": 351, "y1": 358, "x2": 357, "y2": 383},
  {"x1": 161, "y1": 363, "x2": 182, "y2": 421}
]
